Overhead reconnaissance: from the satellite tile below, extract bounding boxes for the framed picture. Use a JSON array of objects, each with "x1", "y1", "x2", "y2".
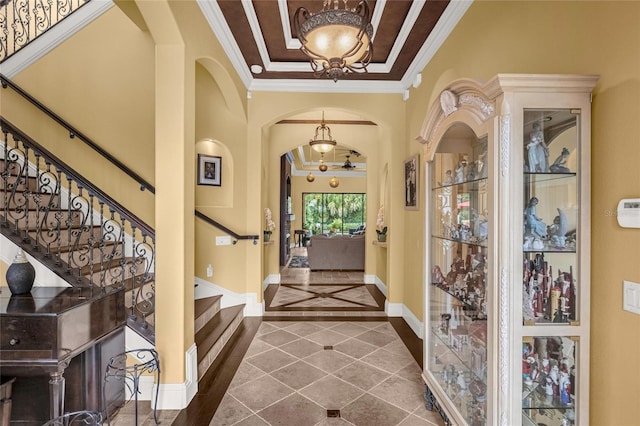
[
  {"x1": 198, "y1": 154, "x2": 221, "y2": 186},
  {"x1": 404, "y1": 154, "x2": 419, "y2": 210}
]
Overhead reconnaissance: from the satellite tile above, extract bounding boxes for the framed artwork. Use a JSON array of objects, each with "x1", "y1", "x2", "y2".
[
  {"x1": 198, "y1": 154, "x2": 221, "y2": 186},
  {"x1": 404, "y1": 154, "x2": 419, "y2": 210}
]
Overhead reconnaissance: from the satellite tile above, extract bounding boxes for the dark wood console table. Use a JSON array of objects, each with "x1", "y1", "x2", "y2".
[{"x1": 0, "y1": 286, "x2": 126, "y2": 425}]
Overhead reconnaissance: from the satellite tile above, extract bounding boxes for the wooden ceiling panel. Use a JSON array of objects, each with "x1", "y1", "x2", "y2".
[{"x1": 212, "y1": 0, "x2": 453, "y2": 83}]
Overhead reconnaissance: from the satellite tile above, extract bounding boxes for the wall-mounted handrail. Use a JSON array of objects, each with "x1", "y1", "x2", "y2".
[
  {"x1": 0, "y1": 73, "x2": 155, "y2": 193},
  {"x1": 195, "y1": 210, "x2": 260, "y2": 245}
]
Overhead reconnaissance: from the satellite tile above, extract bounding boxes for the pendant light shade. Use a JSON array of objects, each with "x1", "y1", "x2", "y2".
[
  {"x1": 329, "y1": 176, "x2": 340, "y2": 188},
  {"x1": 294, "y1": 0, "x2": 374, "y2": 81},
  {"x1": 308, "y1": 112, "x2": 337, "y2": 154}
]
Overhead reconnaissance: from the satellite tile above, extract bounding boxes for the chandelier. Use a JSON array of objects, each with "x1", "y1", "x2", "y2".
[
  {"x1": 293, "y1": 0, "x2": 374, "y2": 81},
  {"x1": 308, "y1": 112, "x2": 337, "y2": 154}
]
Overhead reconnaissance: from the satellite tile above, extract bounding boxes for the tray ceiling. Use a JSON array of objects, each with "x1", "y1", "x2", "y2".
[{"x1": 198, "y1": 0, "x2": 472, "y2": 94}]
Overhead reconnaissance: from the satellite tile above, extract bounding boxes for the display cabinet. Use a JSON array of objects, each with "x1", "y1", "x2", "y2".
[{"x1": 418, "y1": 74, "x2": 598, "y2": 426}]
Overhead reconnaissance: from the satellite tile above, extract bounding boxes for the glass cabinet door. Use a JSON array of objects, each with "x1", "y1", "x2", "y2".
[
  {"x1": 521, "y1": 109, "x2": 581, "y2": 425},
  {"x1": 430, "y1": 128, "x2": 488, "y2": 425},
  {"x1": 522, "y1": 109, "x2": 581, "y2": 326},
  {"x1": 522, "y1": 336, "x2": 578, "y2": 426}
]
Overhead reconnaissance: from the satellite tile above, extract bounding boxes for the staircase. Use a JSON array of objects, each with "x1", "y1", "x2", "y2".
[{"x1": 1, "y1": 90, "x2": 246, "y2": 385}]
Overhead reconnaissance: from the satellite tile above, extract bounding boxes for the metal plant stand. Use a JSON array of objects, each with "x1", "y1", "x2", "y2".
[
  {"x1": 103, "y1": 349, "x2": 160, "y2": 426},
  {"x1": 42, "y1": 410, "x2": 103, "y2": 425}
]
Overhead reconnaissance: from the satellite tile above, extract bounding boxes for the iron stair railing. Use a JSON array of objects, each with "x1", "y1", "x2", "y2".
[{"x1": 1, "y1": 117, "x2": 156, "y2": 342}]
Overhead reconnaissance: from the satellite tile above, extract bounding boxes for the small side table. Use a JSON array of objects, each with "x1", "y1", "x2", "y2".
[
  {"x1": 103, "y1": 349, "x2": 160, "y2": 426},
  {"x1": 294, "y1": 229, "x2": 307, "y2": 247}
]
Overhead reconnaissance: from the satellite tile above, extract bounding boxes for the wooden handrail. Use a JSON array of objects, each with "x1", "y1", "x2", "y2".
[
  {"x1": 195, "y1": 210, "x2": 259, "y2": 244},
  {"x1": 0, "y1": 74, "x2": 155, "y2": 193}
]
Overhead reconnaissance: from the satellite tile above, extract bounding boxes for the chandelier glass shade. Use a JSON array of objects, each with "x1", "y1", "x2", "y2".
[
  {"x1": 294, "y1": 0, "x2": 373, "y2": 81},
  {"x1": 329, "y1": 176, "x2": 340, "y2": 188},
  {"x1": 309, "y1": 113, "x2": 337, "y2": 154}
]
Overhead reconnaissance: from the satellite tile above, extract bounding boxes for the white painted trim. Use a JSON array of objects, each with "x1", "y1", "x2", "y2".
[
  {"x1": 386, "y1": 301, "x2": 403, "y2": 317},
  {"x1": 373, "y1": 276, "x2": 387, "y2": 297},
  {"x1": 401, "y1": 0, "x2": 473, "y2": 91},
  {"x1": 0, "y1": 0, "x2": 115, "y2": 78},
  {"x1": 249, "y1": 78, "x2": 405, "y2": 94},
  {"x1": 385, "y1": 302, "x2": 424, "y2": 339},
  {"x1": 194, "y1": 277, "x2": 262, "y2": 316},
  {"x1": 364, "y1": 274, "x2": 376, "y2": 284},
  {"x1": 148, "y1": 343, "x2": 198, "y2": 409},
  {"x1": 402, "y1": 305, "x2": 425, "y2": 339},
  {"x1": 197, "y1": 0, "x2": 253, "y2": 88},
  {"x1": 263, "y1": 274, "x2": 280, "y2": 291}
]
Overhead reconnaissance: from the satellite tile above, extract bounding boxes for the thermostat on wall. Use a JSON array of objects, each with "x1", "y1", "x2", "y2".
[{"x1": 617, "y1": 198, "x2": 640, "y2": 228}]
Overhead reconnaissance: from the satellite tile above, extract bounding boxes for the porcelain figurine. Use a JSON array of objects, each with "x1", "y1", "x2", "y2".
[
  {"x1": 524, "y1": 197, "x2": 548, "y2": 238},
  {"x1": 527, "y1": 121, "x2": 549, "y2": 172},
  {"x1": 550, "y1": 147, "x2": 571, "y2": 173}
]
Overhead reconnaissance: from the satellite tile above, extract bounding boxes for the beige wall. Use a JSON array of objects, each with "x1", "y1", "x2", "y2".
[
  {"x1": 405, "y1": 2, "x2": 640, "y2": 424},
  {"x1": 7, "y1": 0, "x2": 640, "y2": 419}
]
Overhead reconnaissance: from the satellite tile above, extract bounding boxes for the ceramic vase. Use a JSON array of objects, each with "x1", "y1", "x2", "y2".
[{"x1": 6, "y1": 249, "x2": 36, "y2": 295}]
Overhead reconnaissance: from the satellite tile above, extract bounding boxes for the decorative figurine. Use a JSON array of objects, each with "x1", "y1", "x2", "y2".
[
  {"x1": 432, "y1": 265, "x2": 445, "y2": 284},
  {"x1": 527, "y1": 121, "x2": 549, "y2": 172},
  {"x1": 550, "y1": 147, "x2": 571, "y2": 173},
  {"x1": 524, "y1": 197, "x2": 548, "y2": 238},
  {"x1": 455, "y1": 161, "x2": 465, "y2": 183},
  {"x1": 442, "y1": 170, "x2": 454, "y2": 185},
  {"x1": 548, "y1": 208, "x2": 569, "y2": 248}
]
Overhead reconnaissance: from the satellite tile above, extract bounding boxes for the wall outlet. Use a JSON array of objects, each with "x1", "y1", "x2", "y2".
[
  {"x1": 623, "y1": 280, "x2": 640, "y2": 315},
  {"x1": 206, "y1": 264, "x2": 213, "y2": 277},
  {"x1": 216, "y1": 236, "x2": 232, "y2": 246}
]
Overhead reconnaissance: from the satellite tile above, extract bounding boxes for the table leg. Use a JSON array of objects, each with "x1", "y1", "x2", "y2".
[{"x1": 49, "y1": 372, "x2": 65, "y2": 420}]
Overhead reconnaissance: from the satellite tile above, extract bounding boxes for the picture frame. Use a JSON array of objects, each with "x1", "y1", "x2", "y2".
[
  {"x1": 404, "y1": 154, "x2": 419, "y2": 210},
  {"x1": 198, "y1": 154, "x2": 221, "y2": 186}
]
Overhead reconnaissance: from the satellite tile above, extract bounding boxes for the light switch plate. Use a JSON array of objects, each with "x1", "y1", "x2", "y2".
[
  {"x1": 623, "y1": 280, "x2": 640, "y2": 315},
  {"x1": 216, "y1": 236, "x2": 232, "y2": 246}
]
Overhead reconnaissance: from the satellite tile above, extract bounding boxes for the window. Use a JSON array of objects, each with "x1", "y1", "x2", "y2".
[{"x1": 303, "y1": 193, "x2": 366, "y2": 235}]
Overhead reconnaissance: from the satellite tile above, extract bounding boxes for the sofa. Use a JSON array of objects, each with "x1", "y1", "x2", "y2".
[{"x1": 306, "y1": 234, "x2": 365, "y2": 271}]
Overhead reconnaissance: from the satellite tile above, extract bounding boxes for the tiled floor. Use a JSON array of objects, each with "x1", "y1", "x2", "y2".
[
  {"x1": 111, "y1": 246, "x2": 443, "y2": 426},
  {"x1": 210, "y1": 321, "x2": 443, "y2": 426},
  {"x1": 265, "y1": 247, "x2": 386, "y2": 317}
]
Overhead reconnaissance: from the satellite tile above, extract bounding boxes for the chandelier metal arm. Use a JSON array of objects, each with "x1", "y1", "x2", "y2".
[{"x1": 294, "y1": 0, "x2": 373, "y2": 81}]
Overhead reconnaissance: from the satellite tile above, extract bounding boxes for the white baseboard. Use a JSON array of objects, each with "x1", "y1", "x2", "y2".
[
  {"x1": 128, "y1": 343, "x2": 198, "y2": 410},
  {"x1": 373, "y1": 276, "x2": 388, "y2": 297},
  {"x1": 194, "y1": 277, "x2": 263, "y2": 316},
  {"x1": 263, "y1": 274, "x2": 280, "y2": 291},
  {"x1": 386, "y1": 302, "x2": 424, "y2": 339},
  {"x1": 364, "y1": 274, "x2": 375, "y2": 284}
]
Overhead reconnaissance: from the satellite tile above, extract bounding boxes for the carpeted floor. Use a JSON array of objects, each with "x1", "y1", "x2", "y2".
[{"x1": 288, "y1": 255, "x2": 310, "y2": 268}]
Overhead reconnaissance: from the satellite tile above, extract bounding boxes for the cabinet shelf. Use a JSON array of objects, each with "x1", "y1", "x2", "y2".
[
  {"x1": 433, "y1": 176, "x2": 489, "y2": 191},
  {"x1": 432, "y1": 234, "x2": 488, "y2": 249},
  {"x1": 422, "y1": 74, "x2": 596, "y2": 426}
]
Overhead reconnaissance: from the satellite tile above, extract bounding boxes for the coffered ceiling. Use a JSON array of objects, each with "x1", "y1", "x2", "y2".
[{"x1": 197, "y1": 0, "x2": 472, "y2": 94}]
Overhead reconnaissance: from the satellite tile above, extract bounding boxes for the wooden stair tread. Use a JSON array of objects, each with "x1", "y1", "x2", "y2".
[
  {"x1": 195, "y1": 295, "x2": 222, "y2": 318},
  {"x1": 195, "y1": 304, "x2": 244, "y2": 364}
]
